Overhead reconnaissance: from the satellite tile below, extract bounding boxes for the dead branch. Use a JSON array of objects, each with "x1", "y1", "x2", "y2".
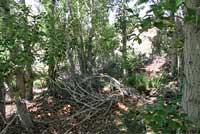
[
  {"x1": 0, "y1": 114, "x2": 17, "y2": 134},
  {"x1": 47, "y1": 74, "x2": 138, "y2": 133}
]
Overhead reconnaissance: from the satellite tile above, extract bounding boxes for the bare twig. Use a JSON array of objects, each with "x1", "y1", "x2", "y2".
[
  {"x1": 46, "y1": 74, "x2": 141, "y2": 133},
  {"x1": 0, "y1": 114, "x2": 17, "y2": 134},
  {"x1": 0, "y1": 113, "x2": 6, "y2": 125}
]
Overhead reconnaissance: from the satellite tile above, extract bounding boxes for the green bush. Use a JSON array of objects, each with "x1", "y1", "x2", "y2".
[
  {"x1": 149, "y1": 76, "x2": 162, "y2": 89},
  {"x1": 125, "y1": 73, "x2": 149, "y2": 91},
  {"x1": 143, "y1": 94, "x2": 192, "y2": 133},
  {"x1": 120, "y1": 109, "x2": 145, "y2": 134},
  {"x1": 149, "y1": 72, "x2": 170, "y2": 89},
  {"x1": 120, "y1": 92, "x2": 192, "y2": 133},
  {"x1": 33, "y1": 79, "x2": 43, "y2": 89}
]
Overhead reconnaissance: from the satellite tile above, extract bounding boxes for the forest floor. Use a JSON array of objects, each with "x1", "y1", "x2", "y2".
[
  {"x1": 2, "y1": 53, "x2": 180, "y2": 134},
  {"x1": 2, "y1": 27, "x2": 179, "y2": 133}
]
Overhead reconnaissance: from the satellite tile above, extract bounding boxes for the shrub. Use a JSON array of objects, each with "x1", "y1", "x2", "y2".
[
  {"x1": 120, "y1": 109, "x2": 145, "y2": 134},
  {"x1": 149, "y1": 72, "x2": 169, "y2": 89},
  {"x1": 125, "y1": 73, "x2": 149, "y2": 91},
  {"x1": 143, "y1": 94, "x2": 192, "y2": 133},
  {"x1": 33, "y1": 79, "x2": 46, "y2": 89}
]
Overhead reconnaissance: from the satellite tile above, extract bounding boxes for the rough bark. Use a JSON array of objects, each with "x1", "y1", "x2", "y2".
[
  {"x1": 182, "y1": 0, "x2": 200, "y2": 125},
  {"x1": 86, "y1": 0, "x2": 95, "y2": 74},
  {"x1": 0, "y1": 1, "x2": 7, "y2": 123},
  {"x1": 87, "y1": 29, "x2": 95, "y2": 74},
  {"x1": 170, "y1": 14, "x2": 184, "y2": 76},
  {"x1": 21, "y1": 0, "x2": 34, "y2": 101},
  {"x1": 0, "y1": 80, "x2": 5, "y2": 127},
  {"x1": 176, "y1": 19, "x2": 184, "y2": 78},
  {"x1": 77, "y1": 46, "x2": 87, "y2": 75},
  {"x1": 50, "y1": 0, "x2": 56, "y2": 79},
  {"x1": 47, "y1": 0, "x2": 57, "y2": 91},
  {"x1": 68, "y1": 48, "x2": 76, "y2": 77},
  {"x1": 77, "y1": 3, "x2": 87, "y2": 75},
  {"x1": 65, "y1": 0, "x2": 77, "y2": 77},
  {"x1": 121, "y1": 1, "x2": 128, "y2": 78},
  {"x1": 16, "y1": 69, "x2": 26, "y2": 99},
  {"x1": 16, "y1": 100, "x2": 34, "y2": 130},
  {"x1": 26, "y1": 64, "x2": 34, "y2": 101}
]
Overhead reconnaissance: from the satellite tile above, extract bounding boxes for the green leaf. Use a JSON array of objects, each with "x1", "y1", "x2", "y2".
[
  {"x1": 163, "y1": 0, "x2": 177, "y2": 12},
  {"x1": 162, "y1": 0, "x2": 184, "y2": 12},
  {"x1": 185, "y1": 7, "x2": 196, "y2": 22},
  {"x1": 126, "y1": 8, "x2": 133, "y2": 13},
  {"x1": 175, "y1": 0, "x2": 185, "y2": 8},
  {"x1": 153, "y1": 20, "x2": 164, "y2": 29},
  {"x1": 138, "y1": 0, "x2": 148, "y2": 5},
  {"x1": 168, "y1": 120, "x2": 181, "y2": 129},
  {"x1": 141, "y1": 17, "x2": 152, "y2": 31},
  {"x1": 137, "y1": 37, "x2": 142, "y2": 44}
]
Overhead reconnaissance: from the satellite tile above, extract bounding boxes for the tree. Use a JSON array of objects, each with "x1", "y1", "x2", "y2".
[
  {"x1": 0, "y1": 79, "x2": 5, "y2": 127},
  {"x1": 19, "y1": 0, "x2": 35, "y2": 101},
  {"x1": 113, "y1": 0, "x2": 141, "y2": 78},
  {"x1": 65, "y1": 0, "x2": 116, "y2": 76},
  {"x1": 138, "y1": 0, "x2": 200, "y2": 126},
  {"x1": 182, "y1": 0, "x2": 200, "y2": 125},
  {"x1": 46, "y1": 0, "x2": 57, "y2": 83},
  {"x1": 0, "y1": 0, "x2": 10, "y2": 124},
  {"x1": 120, "y1": 0, "x2": 128, "y2": 77}
]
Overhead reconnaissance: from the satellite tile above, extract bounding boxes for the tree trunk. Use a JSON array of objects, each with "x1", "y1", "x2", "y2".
[
  {"x1": 77, "y1": 11, "x2": 87, "y2": 75},
  {"x1": 47, "y1": 0, "x2": 57, "y2": 91},
  {"x1": 26, "y1": 64, "x2": 34, "y2": 101},
  {"x1": 0, "y1": 2, "x2": 9, "y2": 126},
  {"x1": 176, "y1": 18, "x2": 184, "y2": 78},
  {"x1": 86, "y1": 0, "x2": 95, "y2": 75},
  {"x1": 170, "y1": 14, "x2": 184, "y2": 77},
  {"x1": 182, "y1": 0, "x2": 200, "y2": 125},
  {"x1": 77, "y1": 47, "x2": 87, "y2": 75},
  {"x1": 87, "y1": 29, "x2": 95, "y2": 74},
  {"x1": 16, "y1": 100, "x2": 34, "y2": 130},
  {"x1": 16, "y1": 69, "x2": 26, "y2": 99},
  {"x1": 47, "y1": 63, "x2": 56, "y2": 92},
  {"x1": 68, "y1": 48, "x2": 76, "y2": 77},
  {"x1": 121, "y1": 1, "x2": 128, "y2": 78},
  {"x1": 0, "y1": 79, "x2": 5, "y2": 127},
  {"x1": 20, "y1": 0, "x2": 34, "y2": 101}
]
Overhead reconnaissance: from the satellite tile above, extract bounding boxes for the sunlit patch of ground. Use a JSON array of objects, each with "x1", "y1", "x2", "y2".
[
  {"x1": 5, "y1": 87, "x2": 48, "y2": 118},
  {"x1": 144, "y1": 56, "x2": 167, "y2": 74}
]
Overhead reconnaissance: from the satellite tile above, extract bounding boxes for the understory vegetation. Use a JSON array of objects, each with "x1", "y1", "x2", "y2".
[{"x1": 0, "y1": 0, "x2": 200, "y2": 134}]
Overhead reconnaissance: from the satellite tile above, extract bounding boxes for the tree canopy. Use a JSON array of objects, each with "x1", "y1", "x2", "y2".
[{"x1": 1, "y1": 0, "x2": 200, "y2": 133}]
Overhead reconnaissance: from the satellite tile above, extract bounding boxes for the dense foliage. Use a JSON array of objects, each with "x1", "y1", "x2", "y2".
[{"x1": 0, "y1": 0, "x2": 200, "y2": 133}]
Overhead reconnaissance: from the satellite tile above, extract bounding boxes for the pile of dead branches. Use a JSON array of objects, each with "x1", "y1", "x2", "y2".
[{"x1": 50, "y1": 74, "x2": 128, "y2": 133}]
